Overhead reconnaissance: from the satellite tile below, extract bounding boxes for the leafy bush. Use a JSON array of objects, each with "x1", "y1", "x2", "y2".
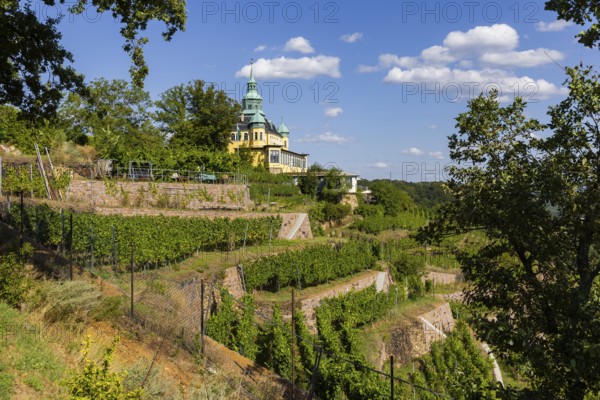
[
  {"x1": 64, "y1": 336, "x2": 143, "y2": 400},
  {"x1": 0, "y1": 247, "x2": 30, "y2": 307},
  {"x1": 405, "y1": 321, "x2": 495, "y2": 399},
  {"x1": 309, "y1": 202, "x2": 352, "y2": 224}
]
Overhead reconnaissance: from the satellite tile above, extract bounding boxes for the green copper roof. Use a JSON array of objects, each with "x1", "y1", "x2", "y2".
[
  {"x1": 250, "y1": 110, "x2": 266, "y2": 125},
  {"x1": 243, "y1": 60, "x2": 263, "y2": 106},
  {"x1": 278, "y1": 120, "x2": 289, "y2": 134}
]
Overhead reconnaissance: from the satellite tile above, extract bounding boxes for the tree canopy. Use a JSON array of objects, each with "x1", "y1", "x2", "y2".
[
  {"x1": 545, "y1": 0, "x2": 600, "y2": 49},
  {"x1": 0, "y1": 0, "x2": 186, "y2": 121},
  {"x1": 369, "y1": 180, "x2": 414, "y2": 216},
  {"x1": 155, "y1": 80, "x2": 242, "y2": 152},
  {"x1": 420, "y1": 66, "x2": 600, "y2": 399},
  {"x1": 59, "y1": 78, "x2": 162, "y2": 163}
]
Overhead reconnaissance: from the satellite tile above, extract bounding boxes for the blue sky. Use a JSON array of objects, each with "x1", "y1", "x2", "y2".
[{"x1": 42, "y1": 0, "x2": 599, "y2": 180}]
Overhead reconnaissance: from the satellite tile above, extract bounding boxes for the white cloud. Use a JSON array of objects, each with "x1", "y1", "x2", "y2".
[
  {"x1": 254, "y1": 45, "x2": 267, "y2": 52},
  {"x1": 363, "y1": 24, "x2": 567, "y2": 101},
  {"x1": 402, "y1": 148, "x2": 444, "y2": 159},
  {"x1": 325, "y1": 107, "x2": 343, "y2": 117},
  {"x1": 358, "y1": 53, "x2": 419, "y2": 73},
  {"x1": 421, "y1": 45, "x2": 455, "y2": 64},
  {"x1": 427, "y1": 124, "x2": 439, "y2": 130},
  {"x1": 481, "y1": 49, "x2": 564, "y2": 67},
  {"x1": 357, "y1": 65, "x2": 380, "y2": 73},
  {"x1": 236, "y1": 56, "x2": 341, "y2": 79},
  {"x1": 402, "y1": 147, "x2": 424, "y2": 156},
  {"x1": 340, "y1": 32, "x2": 363, "y2": 43},
  {"x1": 383, "y1": 66, "x2": 567, "y2": 100},
  {"x1": 443, "y1": 24, "x2": 519, "y2": 54},
  {"x1": 296, "y1": 132, "x2": 348, "y2": 144},
  {"x1": 365, "y1": 162, "x2": 390, "y2": 169},
  {"x1": 284, "y1": 37, "x2": 315, "y2": 54},
  {"x1": 536, "y1": 20, "x2": 574, "y2": 32}
]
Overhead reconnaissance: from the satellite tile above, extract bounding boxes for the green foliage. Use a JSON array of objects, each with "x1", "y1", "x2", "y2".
[
  {"x1": 0, "y1": 246, "x2": 30, "y2": 307},
  {"x1": 248, "y1": 182, "x2": 300, "y2": 203},
  {"x1": 0, "y1": 106, "x2": 67, "y2": 153},
  {"x1": 351, "y1": 209, "x2": 430, "y2": 234},
  {"x1": 7, "y1": 202, "x2": 280, "y2": 268},
  {"x1": 407, "y1": 321, "x2": 496, "y2": 400},
  {"x1": 261, "y1": 306, "x2": 294, "y2": 379},
  {"x1": 319, "y1": 168, "x2": 349, "y2": 204},
  {"x1": 206, "y1": 290, "x2": 237, "y2": 349},
  {"x1": 369, "y1": 180, "x2": 414, "y2": 216},
  {"x1": 355, "y1": 203, "x2": 384, "y2": 218},
  {"x1": 293, "y1": 310, "x2": 316, "y2": 385},
  {"x1": 59, "y1": 79, "x2": 162, "y2": 162},
  {"x1": 64, "y1": 336, "x2": 143, "y2": 400},
  {"x1": 545, "y1": 0, "x2": 600, "y2": 49},
  {"x1": 314, "y1": 285, "x2": 397, "y2": 399},
  {"x1": 392, "y1": 181, "x2": 451, "y2": 211},
  {"x1": 242, "y1": 241, "x2": 379, "y2": 292},
  {"x1": 236, "y1": 295, "x2": 259, "y2": 360},
  {"x1": 298, "y1": 173, "x2": 319, "y2": 198},
  {"x1": 0, "y1": 2, "x2": 84, "y2": 120},
  {"x1": 205, "y1": 291, "x2": 258, "y2": 360},
  {"x1": 1, "y1": 165, "x2": 65, "y2": 197},
  {"x1": 309, "y1": 202, "x2": 352, "y2": 224},
  {"x1": 1, "y1": 0, "x2": 185, "y2": 120},
  {"x1": 155, "y1": 80, "x2": 242, "y2": 152},
  {"x1": 421, "y1": 67, "x2": 600, "y2": 398}
]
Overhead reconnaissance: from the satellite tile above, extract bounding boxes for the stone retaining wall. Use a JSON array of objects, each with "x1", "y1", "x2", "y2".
[
  {"x1": 389, "y1": 302, "x2": 456, "y2": 365},
  {"x1": 67, "y1": 179, "x2": 251, "y2": 210}
]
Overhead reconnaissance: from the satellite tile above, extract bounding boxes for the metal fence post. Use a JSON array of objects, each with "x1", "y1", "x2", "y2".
[
  {"x1": 130, "y1": 243, "x2": 135, "y2": 319},
  {"x1": 69, "y1": 212, "x2": 73, "y2": 280},
  {"x1": 200, "y1": 280, "x2": 205, "y2": 355},
  {"x1": 390, "y1": 355, "x2": 394, "y2": 400}
]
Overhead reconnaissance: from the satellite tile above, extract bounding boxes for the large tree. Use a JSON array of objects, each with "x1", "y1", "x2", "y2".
[
  {"x1": 0, "y1": 0, "x2": 186, "y2": 120},
  {"x1": 369, "y1": 180, "x2": 414, "y2": 216},
  {"x1": 155, "y1": 80, "x2": 241, "y2": 151},
  {"x1": 59, "y1": 78, "x2": 162, "y2": 162},
  {"x1": 420, "y1": 66, "x2": 600, "y2": 399}
]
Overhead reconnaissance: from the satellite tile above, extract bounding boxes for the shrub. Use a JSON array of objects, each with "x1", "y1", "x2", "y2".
[
  {"x1": 64, "y1": 336, "x2": 143, "y2": 400},
  {"x1": 0, "y1": 246, "x2": 31, "y2": 307}
]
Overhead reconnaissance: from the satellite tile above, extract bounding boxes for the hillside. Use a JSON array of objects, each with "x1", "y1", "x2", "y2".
[{"x1": 0, "y1": 169, "x2": 516, "y2": 399}]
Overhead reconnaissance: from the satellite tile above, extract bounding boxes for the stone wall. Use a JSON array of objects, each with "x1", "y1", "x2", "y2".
[
  {"x1": 389, "y1": 303, "x2": 456, "y2": 365},
  {"x1": 278, "y1": 213, "x2": 313, "y2": 240},
  {"x1": 67, "y1": 179, "x2": 251, "y2": 210}
]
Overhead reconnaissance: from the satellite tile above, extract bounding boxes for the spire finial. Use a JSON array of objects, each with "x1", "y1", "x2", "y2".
[{"x1": 249, "y1": 58, "x2": 255, "y2": 80}]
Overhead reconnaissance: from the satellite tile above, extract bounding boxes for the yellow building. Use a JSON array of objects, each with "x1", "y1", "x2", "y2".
[{"x1": 228, "y1": 64, "x2": 308, "y2": 174}]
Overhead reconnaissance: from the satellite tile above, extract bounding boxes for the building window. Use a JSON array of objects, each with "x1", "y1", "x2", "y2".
[
  {"x1": 270, "y1": 150, "x2": 280, "y2": 163},
  {"x1": 260, "y1": 132, "x2": 263, "y2": 141},
  {"x1": 284, "y1": 141, "x2": 287, "y2": 147},
  {"x1": 230, "y1": 133, "x2": 236, "y2": 141},
  {"x1": 244, "y1": 132, "x2": 248, "y2": 141}
]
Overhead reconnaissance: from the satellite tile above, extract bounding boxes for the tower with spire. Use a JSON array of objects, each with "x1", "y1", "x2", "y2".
[{"x1": 228, "y1": 60, "x2": 308, "y2": 174}]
